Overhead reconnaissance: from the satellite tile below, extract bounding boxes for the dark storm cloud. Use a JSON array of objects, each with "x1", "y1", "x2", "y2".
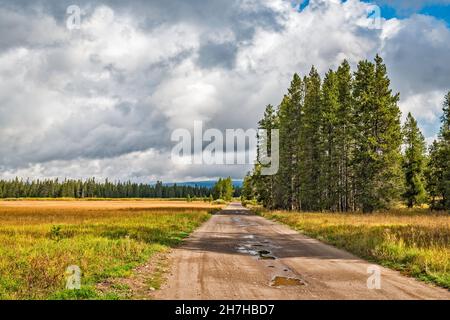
[
  {"x1": 0, "y1": 0, "x2": 283, "y2": 40},
  {"x1": 197, "y1": 41, "x2": 238, "y2": 69},
  {"x1": 0, "y1": 98, "x2": 171, "y2": 168}
]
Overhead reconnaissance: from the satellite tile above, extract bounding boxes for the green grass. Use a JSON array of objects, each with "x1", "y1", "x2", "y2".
[
  {"x1": 0, "y1": 205, "x2": 211, "y2": 299},
  {"x1": 146, "y1": 259, "x2": 168, "y2": 291},
  {"x1": 258, "y1": 209, "x2": 450, "y2": 289}
]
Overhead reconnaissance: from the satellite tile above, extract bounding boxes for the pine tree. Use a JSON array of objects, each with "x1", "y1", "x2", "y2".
[
  {"x1": 277, "y1": 74, "x2": 303, "y2": 210},
  {"x1": 222, "y1": 177, "x2": 234, "y2": 201},
  {"x1": 299, "y1": 67, "x2": 323, "y2": 211},
  {"x1": 277, "y1": 96, "x2": 293, "y2": 209},
  {"x1": 321, "y1": 69, "x2": 340, "y2": 211},
  {"x1": 254, "y1": 104, "x2": 279, "y2": 208},
  {"x1": 241, "y1": 173, "x2": 255, "y2": 201},
  {"x1": 402, "y1": 112, "x2": 427, "y2": 208},
  {"x1": 212, "y1": 178, "x2": 223, "y2": 200},
  {"x1": 425, "y1": 141, "x2": 442, "y2": 209},
  {"x1": 336, "y1": 60, "x2": 355, "y2": 211},
  {"x1": 426, "y1": 91, "x2": 450, "y2": 210},
  {"x1": 441, "y1": 92, "x2": 450, "y2": 210},
  {"x1": 352, "y1": 55, "x2": 402, "y2": 212}
]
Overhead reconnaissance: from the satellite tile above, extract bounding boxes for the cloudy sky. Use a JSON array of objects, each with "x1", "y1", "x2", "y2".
[{"x1": 0, "y1": 0, "x2": 449, "y2": 182}]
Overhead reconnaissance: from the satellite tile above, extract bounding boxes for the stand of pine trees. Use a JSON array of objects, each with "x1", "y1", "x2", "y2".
[
  {"x1": 244, "y1": 56, "x2": 450, "y2": 212},
  {"x1": 0, "y1": 178, "x2": 213, "y2": 199},
  {"x1": 212, "y1": 177, "x2": 234, "y2": 201}
]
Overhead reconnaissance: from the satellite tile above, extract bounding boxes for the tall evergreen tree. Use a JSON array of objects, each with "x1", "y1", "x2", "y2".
[
  {"x1": 299, "y1": 67, "x2": 323, "y2": 211},
  {"x1": 254, "y1": 104, "x2": 279, "y2": 208},
  {"x1": 426, "y1": 91, "x2": 450, "y2": 210},
  {"x1": 321, "y1": 69, "x2": 340, "y2": 211},
  {"x1": 352, "y1": 55, "x2": 402, "y2": 212},
  {"x1": 425, "y1": 141, "x2": 444, "y2": 210},
  {"x1": 241, "y1": 173, "x2": 255, "y2": 202},
  {"x1": 335, "y1": 60, "x2": 355, "y2": 211},
  {"x1": 277, "y1": 74, "x2": 303, "y2": 210},
  {"x1": 440, "y1": 92, "x2": 450, "y2": 210},
  {"x1": 402, "y1": 112, "x2": 427, "y2": 208}
]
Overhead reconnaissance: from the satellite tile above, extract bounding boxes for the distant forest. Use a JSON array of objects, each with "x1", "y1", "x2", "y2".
[
  {"x1": 0, "y1": 179, "x2": 212, "y2": 199},
  {"x1": 0, "y1": 178, "x2": 242, "y2": 199},
  {"x1": 242, "y1": 55, "x2": 450, "y2": 212}
]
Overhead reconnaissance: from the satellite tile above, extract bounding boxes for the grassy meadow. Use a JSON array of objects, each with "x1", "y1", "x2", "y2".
[
  {"x1": 0, "y1": 200, "x2": 221, "y2": 299},
  {"x1": 259, "y1": 208, "x2": 450, "y2": 289}
]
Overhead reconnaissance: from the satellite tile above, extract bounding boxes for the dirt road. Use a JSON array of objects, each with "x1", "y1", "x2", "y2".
[{"x1": 154, "y1": 203, "x2": 450, "y2": 300}]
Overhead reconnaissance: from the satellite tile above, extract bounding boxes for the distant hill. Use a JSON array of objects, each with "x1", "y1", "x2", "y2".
[{"x1": 161, "y1": 180, "x2": 243, "y2": 188}]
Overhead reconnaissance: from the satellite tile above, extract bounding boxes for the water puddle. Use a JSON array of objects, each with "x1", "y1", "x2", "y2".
[
  {"x1": 258, "y1": 250, "x2": 276, "y2": 260},
  {"x1": 259, "y1": 255, "x2": 276, "y2": 260},
  {"x1": 236, "y1": 238, "x2": 279, "y2": 260},
  {"x1": 236, "y1": 246, "x2": 258, "y2": 256},
  {"x1": 270, "y1": 276, "x2": 306, "y2": 287}
]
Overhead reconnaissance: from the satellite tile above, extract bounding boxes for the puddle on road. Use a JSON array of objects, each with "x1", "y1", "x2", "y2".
[
  {"x1": 258, "y1": 250, "x2": 276, "y2": 260},
  {"x1": 236, "y1": 245, "x2": 258, "y2": 256},
  {"x1": 236, "y1": 236, "x2": 281, "y2": 260},
  {"x1": 270, "y1": 276, "x2": 306, "y2": 287},
  {"x1": 259, "y1": 255, "x2": 276, "y2": 260},
  {"x1": 236, "y1": 245, "x2": 277, "y2": 260}
]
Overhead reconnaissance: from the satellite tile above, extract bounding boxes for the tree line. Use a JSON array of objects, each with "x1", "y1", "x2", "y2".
[
  {"x1": 0, "y1": 178, "x2": 213, "y2": 199},
  {"x1": 242, "y1": 55, "x2": 449, "y2": 212},
  {"x1": 212, "y1": 177, "x2": 234, "y2": 201}
]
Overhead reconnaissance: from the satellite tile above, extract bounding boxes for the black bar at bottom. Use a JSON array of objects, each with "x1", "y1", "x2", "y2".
[{"x1": 1, "y1": 300, "x2": 448, "y2": 319}]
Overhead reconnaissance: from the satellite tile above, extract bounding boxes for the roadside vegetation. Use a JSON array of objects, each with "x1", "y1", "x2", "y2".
[
  {"x1": 258, "y1": 208, "x2": 450, "y2": 289},
  {"x1": 0, "y1": 201, "x2": 217, "y2": 299}
]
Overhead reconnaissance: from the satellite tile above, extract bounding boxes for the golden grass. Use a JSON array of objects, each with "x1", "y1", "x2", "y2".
[
  {"x1": 0, "y1": 200, "x2": 220, "y2": 299},
  {"x1": 0, "y1": 199, "x2": 222, "y2": 209},
  {"x1": 259, "y1": 208, "x2": 450, "y2": 289}
]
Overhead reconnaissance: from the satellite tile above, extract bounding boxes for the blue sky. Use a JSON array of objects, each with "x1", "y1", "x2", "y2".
[
  {"x1": 367, "y1": 1, "x2": 450, "y2": 24},
  {"x1": 298, "y1": 0, "x2": 450, "y2": 24},
  {"x1": 420, "y1": 5, "x2": 450, "y2": 24}
]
